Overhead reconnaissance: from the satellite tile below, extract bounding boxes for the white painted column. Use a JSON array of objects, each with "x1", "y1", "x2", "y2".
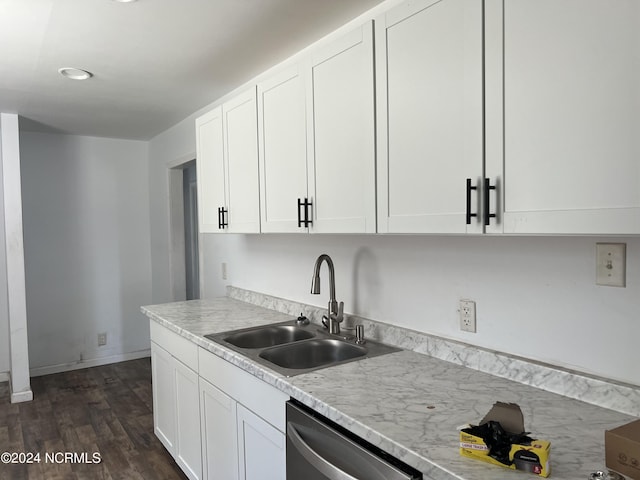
[{"x1": 0, "y1": 113, "x2": 32, "y2": 403}]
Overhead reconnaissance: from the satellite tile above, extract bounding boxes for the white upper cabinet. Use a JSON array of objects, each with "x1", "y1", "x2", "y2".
[
  {"x1": 485, "y1": 0, "x2": 640, "y2": 234},
  {"x1": 200, "y1": 0, "x2": 640, "y2": 237},
  {"x1": 196, "y1": 89, "x2": 260, "y2": 234},
  {"x1": 257, "y1": 65, "x2": 309, "y2": 233},
  {"x1": 308, "y1": 21, "x2": 377, "y2": 233},
  {"x1": 196, "y1": 107, "x2": 226, "y2": 233},
  {"x1": 224, "y1": 88, "x2": 261, "y2": 233},
  {"x1": 257, "y1": 22, "x2": 376, "y2": 234},
  {"x1": 376, "y1": 0, "x2": 484, "y2": 234}
]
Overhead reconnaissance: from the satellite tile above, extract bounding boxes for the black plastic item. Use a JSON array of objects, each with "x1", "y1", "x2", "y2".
[
  {"x1": 462, "y1": 421, "x2": 535, "y2": 466},
  {"x1": 513, "y1": 449, "x2": 542, "y2": 473}
]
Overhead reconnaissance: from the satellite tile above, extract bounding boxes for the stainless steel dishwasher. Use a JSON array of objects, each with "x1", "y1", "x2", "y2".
[{"x1": 286, "y1": 400, "x2": 423, "y2": 480}]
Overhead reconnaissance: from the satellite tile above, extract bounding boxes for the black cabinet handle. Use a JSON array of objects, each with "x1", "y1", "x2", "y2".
[
  {"x1": 218, "y1": 206, "x2": 228, "y2": 229},
  {"x1": 221, "y1": 207, "x2": 228, "y2": 228},
  {"x1": 465, "y1": 178, "x2": 478, "y2": 225},
  {"x1": 483, "y1": 178, "x2": 496, "y2": 226},
  {"x1": 297, "y1": 198, "x2": 312, "y2": 228}
]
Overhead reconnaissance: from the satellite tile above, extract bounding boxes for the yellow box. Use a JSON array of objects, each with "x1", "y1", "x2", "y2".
[
  {"x1": 459, "y1": 402, "x2": 551, "y2": 477},
  {"x1": 460, "y1": 430, "x2": 551, "y2": 477}
]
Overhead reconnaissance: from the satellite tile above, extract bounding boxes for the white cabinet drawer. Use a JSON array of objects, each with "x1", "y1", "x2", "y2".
[
  {"x1": 198, "y1": 347, "x2": 288, "y2": 432},
  {"x1": 150, "y1": 322, "x2": 199, "y2": 372}
]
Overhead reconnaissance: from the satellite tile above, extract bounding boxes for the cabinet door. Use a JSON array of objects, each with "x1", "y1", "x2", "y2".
[
  {"x1": 485, "y1": 0, "x2": 640, "y2": 234},
  {"x1": 200, "y1": 379, "x2": 238, "y2": 480},
  {"x1": 236, "y1": 404, "x2": 285, "y2": 480},
  {"x1": 308, "y1": 21, "x2": 376, "y2": 233},
  {"x1": 175, "y1": 360, "x2": 203, "y2": 480},
  {"x1": 376, "y1": 0, "x2": 484, "y2": 234},
  {"x1": 223, "y1": 88, "x2": 261, "y2": 233},
  {"x1": 151, "y1": 342, "x2": 176, "y2": 454},
  {"x1": 196, "y1": 107, "x2": 226, "y2": 233},
  {"x1": 258, "y1": 65, "x2": 309, "y2": 233}
]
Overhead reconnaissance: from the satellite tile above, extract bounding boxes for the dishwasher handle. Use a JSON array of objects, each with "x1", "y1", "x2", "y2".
[{"x1": 287, "y1": 422, "x2": 358, "y2": 480}]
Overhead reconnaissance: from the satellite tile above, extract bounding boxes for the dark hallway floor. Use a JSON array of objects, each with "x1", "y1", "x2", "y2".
[{"x1": 0, "y1": 358, "x2": 187, "y2": 480}]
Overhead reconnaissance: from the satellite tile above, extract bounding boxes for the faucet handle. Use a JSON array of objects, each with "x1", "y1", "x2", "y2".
[
  {"x1": 336, "y1": 301, "x2": 344, "y2": 322},
  {"x1": 355, "y1": 324, "x2": 366, "y2": 345}
]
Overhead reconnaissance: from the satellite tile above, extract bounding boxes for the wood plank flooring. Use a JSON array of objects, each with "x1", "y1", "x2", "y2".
[{"x1": 0, "y1": 358, "x2": 187, "y2": 480}]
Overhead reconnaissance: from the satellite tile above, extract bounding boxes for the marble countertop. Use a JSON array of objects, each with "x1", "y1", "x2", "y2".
[{"x1": 142, "y1": 296, "x2": 635, "y2": 480}]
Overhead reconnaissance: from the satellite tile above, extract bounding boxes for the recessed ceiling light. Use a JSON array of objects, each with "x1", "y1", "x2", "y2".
[{"x1": 58, "y1": 67, "x2": 93, "y2": 81}]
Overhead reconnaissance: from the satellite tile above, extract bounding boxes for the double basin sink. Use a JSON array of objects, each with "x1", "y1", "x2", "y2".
[{"x1": 205, "y1": 319, "x2": 399, "y2": 376}]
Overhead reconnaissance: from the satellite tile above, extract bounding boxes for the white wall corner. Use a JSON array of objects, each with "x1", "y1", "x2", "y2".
[{"x1": 1, "y1": 113, "x2": 32, "y2": 401}]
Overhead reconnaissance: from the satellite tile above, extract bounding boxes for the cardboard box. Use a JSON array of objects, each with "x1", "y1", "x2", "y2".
[
  {"x1": 606, "y1": 419, "x2": 640, "y2": 479},
  {"x1": 459, "y1": 402, "x2": 551, "y2": 477}
]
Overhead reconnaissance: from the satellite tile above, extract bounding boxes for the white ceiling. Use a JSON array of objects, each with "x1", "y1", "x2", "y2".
[{"x1": 0, "y1": 0, "x2": 385, "y2": 140}]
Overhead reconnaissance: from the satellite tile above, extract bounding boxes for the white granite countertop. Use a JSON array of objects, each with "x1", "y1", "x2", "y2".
[{"x1": 141, "y1": 296, "x2": 635, "y2": 480}]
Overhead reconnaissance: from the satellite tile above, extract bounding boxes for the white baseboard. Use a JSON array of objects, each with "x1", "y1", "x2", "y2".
[
  {"x1": 29, "y1": 349, "x2": 151, "y2": 377},
  {"x1": 0, "y1": 372, "x2": 33, "y2": 403},
  {"x1": 11, "y1": 388, "x2": 33, "y2": 403}
]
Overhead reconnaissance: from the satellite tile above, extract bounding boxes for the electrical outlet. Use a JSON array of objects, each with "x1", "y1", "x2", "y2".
[
  {"x1": 596, "y1": 243, "x2": 626, "y2": 287},
  {"x1": 222, "y1": 262, "x2": 227, "y2": 280},
  {"x1": 459, "y1": 299, "x2": 476, "y2": 333},
  {"x1": 98, "y1": 332, "x2": 107, "y2": 346}
]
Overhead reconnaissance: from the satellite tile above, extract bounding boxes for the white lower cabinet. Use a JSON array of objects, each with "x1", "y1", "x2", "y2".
[
  {"x1": 151, "y1": 322, "x2": 288, "y2": 480},
  {"x1": 200, "y1": 378, "x2": 239, "y2": 480},
  {"x1": 199, "y1": 346, "x2": 288, "y2": 480},
  {"x1": 150, "y1": 340, "x2": 202, "y2": 480},
  {"x1": 237, "y1": 404, "x2": 286, "y2": 480},
  {"x1": 150, "y1": 342, "x2": 176, "y2": 453},
  {"x1": 175, "y1": 361, "x2": 203, "y2": 480}
]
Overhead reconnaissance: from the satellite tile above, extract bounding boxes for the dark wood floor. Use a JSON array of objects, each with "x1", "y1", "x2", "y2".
[{"x1": 0, "y1": 358, "x2": 187, "y2": 480}]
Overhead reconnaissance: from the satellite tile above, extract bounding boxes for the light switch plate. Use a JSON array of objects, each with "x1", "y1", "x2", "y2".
[{"x1": 596, "y1": 243, "x2": 626, "y2": 287}]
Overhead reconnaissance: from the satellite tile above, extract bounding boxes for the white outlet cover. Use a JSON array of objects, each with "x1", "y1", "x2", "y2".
[
  {"x1": 596, "y1": 243, "x2": 626, "y2": 287},
  {"x1": 459, "y1": 299, "x2": 476, "y2": 333}
]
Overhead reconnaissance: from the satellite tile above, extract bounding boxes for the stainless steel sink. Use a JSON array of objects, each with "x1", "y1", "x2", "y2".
[
  {"x1": 259, "y1": 338, "x2": 367, "y2": 369},
  {"x1": 205, "y1": 319, "x2": 400, "y2": 376},
  {"x1": 221, "y1": 325, "x2": 315, "y2": 349}
]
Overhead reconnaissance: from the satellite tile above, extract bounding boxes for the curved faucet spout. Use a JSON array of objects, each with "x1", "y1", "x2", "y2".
[
  {"x1": 310, "y1": 254, "x2": 343, "y2": 334},
  {"x1": 311, "y1": 254, "x2": 335, "y2": 300}
]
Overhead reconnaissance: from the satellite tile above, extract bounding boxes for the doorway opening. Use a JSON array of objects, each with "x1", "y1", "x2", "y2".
[
  {"x1": 168, "y1": 158, "x2": 200, "y2": 301},
  {"x1": 182, "y1": 161, "x2": 199, "y2": 299}
]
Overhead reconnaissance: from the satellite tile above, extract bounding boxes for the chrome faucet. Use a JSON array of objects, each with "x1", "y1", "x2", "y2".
[{"x1": 310, "y1": 254, "x2": 344, "y2": 334}]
